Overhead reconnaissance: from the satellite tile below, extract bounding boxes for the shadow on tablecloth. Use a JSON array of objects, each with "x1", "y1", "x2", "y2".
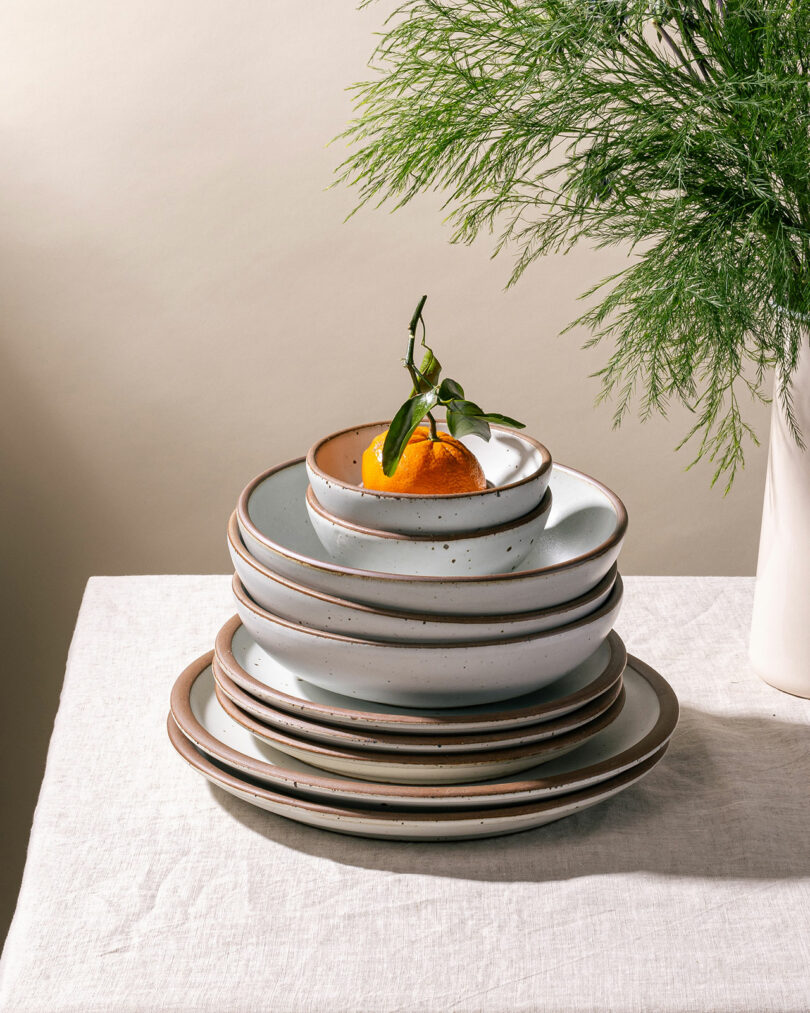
[{"x1": 207, "y1": 705, "x2": 810, "y2": 882}]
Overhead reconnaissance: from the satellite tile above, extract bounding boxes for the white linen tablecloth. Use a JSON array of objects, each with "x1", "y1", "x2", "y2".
[{"x1": 1, "y1": 575, "x2": 809, "y2": 1013}]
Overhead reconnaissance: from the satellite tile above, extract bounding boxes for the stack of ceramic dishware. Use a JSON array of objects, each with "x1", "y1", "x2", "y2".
[{"x1": 168, "y1": 421, "x2": 678, "y2": 841}]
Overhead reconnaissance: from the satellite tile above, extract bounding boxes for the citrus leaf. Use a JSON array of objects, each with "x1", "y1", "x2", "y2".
[
  {"x1": 476, "y1": 412, "x2": 526, "y2": 429},
  {"x1": 410, "y1": 348, "x2": 442, "y2": 395},
  {"x1": 438, "y1": 377, "x2": 464, "y2": 402},
  {"x1": 447, "y1": 398, "x2": 484, "y2": 417},
  {"x1": 382, "y1": 390, "x2": 439, "y2": 476},
  {"x1": 446, "y1": 407, "x2": 491, "y2": 441}
]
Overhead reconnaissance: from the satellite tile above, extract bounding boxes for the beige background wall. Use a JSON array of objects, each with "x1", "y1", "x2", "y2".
[{"x1": 0, "y1": 1, "x2": 769, "y2": 944}]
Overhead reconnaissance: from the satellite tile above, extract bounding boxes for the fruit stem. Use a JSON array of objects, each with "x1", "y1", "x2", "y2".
[{"x1": 404, "y1": 294, "x2": 439, "y2": 440}]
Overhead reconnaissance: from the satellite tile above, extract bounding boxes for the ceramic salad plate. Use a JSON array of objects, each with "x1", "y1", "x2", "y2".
[
  {"x1": 214, "y1": 617, "x2": 628, "y2": 734},
  {"x1": 168, "y1": 714, "x2": 668, "y2": 841},
  {"x1": 212, "y1": 675, "x2": 623, "y2": 785},
  {"x1": 235, "y1": 458, "x2": 627, "y2": 615},
  {"x1": 212, "y1": 658, "x2": 624, "y2": 754},
  {"x1": 170, "y1": 652, "x2": 677, "y2": 808}
]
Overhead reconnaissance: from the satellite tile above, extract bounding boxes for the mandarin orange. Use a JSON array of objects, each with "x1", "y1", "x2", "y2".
[{"x1": 362, "y1": 427, "x2": 487, "y2": 495}]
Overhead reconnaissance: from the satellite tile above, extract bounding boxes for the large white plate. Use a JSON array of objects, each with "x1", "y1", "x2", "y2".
[
  {"x1": 170, "y1": 652, "x2": 677, "y2": 808},
  {"x1": 236, "y1": 459, "x2": 627, "y2": 615},
  {"x1": 168, "y1": 713, "x2": 669, "y2": 841},
  {"x1": 215, "y1": 618, "x2": 627, "y2": 734}
]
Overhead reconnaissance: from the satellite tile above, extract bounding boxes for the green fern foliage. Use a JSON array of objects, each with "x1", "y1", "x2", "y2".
[{"x1": 338, "y1": 0, "x2": 810, "y2": 487}]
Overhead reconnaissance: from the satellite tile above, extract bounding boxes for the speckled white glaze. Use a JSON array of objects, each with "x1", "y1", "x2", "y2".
[
  {"x1": 228, "y1": 511, "x2": 617, "y2": 641},
  {"x1": 169, "y1": 709, "x2": 667, "y2": 840},
  {"x1": 236, "y1": 459, "x2": 627, "y2": 615},
  {"x1": 231, "y1": 573, "x2": 623, "y2": 708},
  {"x1": 212, "y1": 656, "x2": 624, "y2": 754},
  {"x1": 305, "y1": 484, "x2": 552, "y2": 577},
  {"x1": 215, "y1": 617, "x2": 627, "y2": 735},
  {"x1": 306, "y1": 421, "x2": 552, "y2": 535},
  {"x1": 169, "y1": 652, "x2": 676, "y2": 810}
]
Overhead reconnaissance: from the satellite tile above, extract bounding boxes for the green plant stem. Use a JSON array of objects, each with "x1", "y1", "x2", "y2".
[{"x1": 403, "y1": 294, "x2": 439, "y2": 440}]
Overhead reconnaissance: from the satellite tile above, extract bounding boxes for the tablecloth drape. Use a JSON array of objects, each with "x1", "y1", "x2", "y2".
[{"x1": 1, "y1": 575, "x2": 809, "y2": 1012}]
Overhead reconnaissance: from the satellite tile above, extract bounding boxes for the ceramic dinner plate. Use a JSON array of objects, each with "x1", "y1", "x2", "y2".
[
  {"x1": 168, "y1": 714, "x2": 668, "y2": 841},
  {"x1": 212, "y1": 674, "x2": 623, "y2": 785},
  {"x1": 214, "y1": 617, "x2": 627, "y2": 735},
  {"x1": 212, "y1": 657, "x2": 624, "y2": 754},
  {"x1": 170, "y1": 651, "x2": 677, "y2": 807}
]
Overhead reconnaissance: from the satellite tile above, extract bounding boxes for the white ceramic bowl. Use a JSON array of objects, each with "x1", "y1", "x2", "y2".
[
  {"x1": 231, "y1": 572, "x2": 624, "y2": 708},
  {"x1": 236, "y1": 458, "x2": 627, "y2": 615},
  {"x1": 306, "y1": 420, "x2": 552, "y2": 535},
  {"x1": 228, "y1": 514, "x2": 618, "y2": 641},
  {"x1": 305, "y1": 483, "x2": 552, "y2": 577}
]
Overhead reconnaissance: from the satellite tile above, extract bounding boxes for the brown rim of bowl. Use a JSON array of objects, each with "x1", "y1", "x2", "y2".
[
  {"x1": 236, "y1": 457, "x2": 628, "y2": 584},
  {"x1": 168, "y1": 709, "x2": 669, "y2": 822},
  {"x1": 304, "y1": 483, "x2": 552, "y2": 541},
  {"x1": 231, "y1": 571, "x2": 624, "y2": 650},
  {"x1": 168, "y1": 651, "x2": 676, "y2": 805},
  {"x1": 228, "y1": 509, "x2": 618, "y2": 626},
  {"x1": 214, "y1": 616, "x2": 627, "y2": 730},
  {"x1": 306, "y1": 420, "x2": 553, "y2": 501},
  {"x1": 213, "y1": 675, "x2": 624, "y2": 767},
  {"x1": 211, "y1": 655, "x2": 624, "y2": 750}
]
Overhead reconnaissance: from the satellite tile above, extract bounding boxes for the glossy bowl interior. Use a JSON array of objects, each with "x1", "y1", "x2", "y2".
[
  {"x1": 305, "y1": 483, "x2": 552, "y2": 577},
  {"x1": 237, "y1": 458, "x2": 626, "y2": 614},
  {"x1": 306, "y1": 420, "x2": 552, "y2": 535}
]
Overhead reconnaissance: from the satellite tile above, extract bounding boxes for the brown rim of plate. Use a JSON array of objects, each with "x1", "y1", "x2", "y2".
[
  {"x1": 168, "y1": 707, "x2": 670, "y2": 821},
  {"x1": 305, "y1": 482, "x2": 553, "y2": 541},
  {"x1": 212, "y1": 656, "x2": 624, "y2": 752},
  {"x1": 306, "y1": 420, "x2": 553, "y2": 502},
  {"x1": 228, "y1": 510, "x2": 618, "y2": 626},
  {"x1": 231, "y1": 571, "x2": 624, "y2": 649},
  {"x1": 237, "y1": 457, "x2": 628, "y2": 584},
  {"x1": 170, "y1": 651, "x2": 677, "y2": 802},
  {"x1": 212, "y1": 677, "x2": 624, "y2": 767},
  {"x1": 214, "y1": 616, "x2": 627, "y2": 731}
]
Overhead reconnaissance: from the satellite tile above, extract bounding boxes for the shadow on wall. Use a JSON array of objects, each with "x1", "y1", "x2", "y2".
[
  {"x1": 0, "y1": 340, "x2": 132, "y2": 945},
  {"x1": 209, "y1": 704, "x2": 810, "y2": 882}
]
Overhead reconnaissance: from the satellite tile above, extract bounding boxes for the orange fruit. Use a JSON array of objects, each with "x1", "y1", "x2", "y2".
[{"x1": 362, "y1": 427, "x2": 487, "y2": 495}]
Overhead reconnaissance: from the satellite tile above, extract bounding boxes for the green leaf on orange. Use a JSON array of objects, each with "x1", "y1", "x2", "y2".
[{"x1": 382, "y1": 389, "x2": 440, "y2": 476}]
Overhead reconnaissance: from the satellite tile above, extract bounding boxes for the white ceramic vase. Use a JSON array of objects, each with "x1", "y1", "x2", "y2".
[{"x1": 750, "y1": 341, "x2": 810, "y2": 697}]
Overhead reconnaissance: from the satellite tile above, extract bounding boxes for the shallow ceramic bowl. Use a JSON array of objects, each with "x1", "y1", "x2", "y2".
[
  {"x1": 228, "y1": 511, "x2": 617, "y2": 642},
  {"x1": 231, "y1": 573, "x2": 624, "y2": 708},
  {"x1": 236, "y1": 458, "x2": 627, "y2": 615},
  {"x1": 305, "y1": 484, "x2": 552, "y2": 577},
  {"x1": 306, "y1": 420, "x2": 552, "y2": 535}
]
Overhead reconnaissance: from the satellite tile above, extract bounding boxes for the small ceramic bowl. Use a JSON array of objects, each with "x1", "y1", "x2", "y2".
[
  {"x1": 231, "y1": 572, "x2": 624, "y2": 708},
  {"x1": 305, "y1": 484, "x2": 552, "y2": 577},
  {"x1": 236, "y1": 458, "x2": 627, "y2": 614},
  {"x1": 306, "y1": 420, "x2": 552, "y2": 535},
  {"x1": 228, "y1": 511, "x2": 618, "y2": 641}
]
